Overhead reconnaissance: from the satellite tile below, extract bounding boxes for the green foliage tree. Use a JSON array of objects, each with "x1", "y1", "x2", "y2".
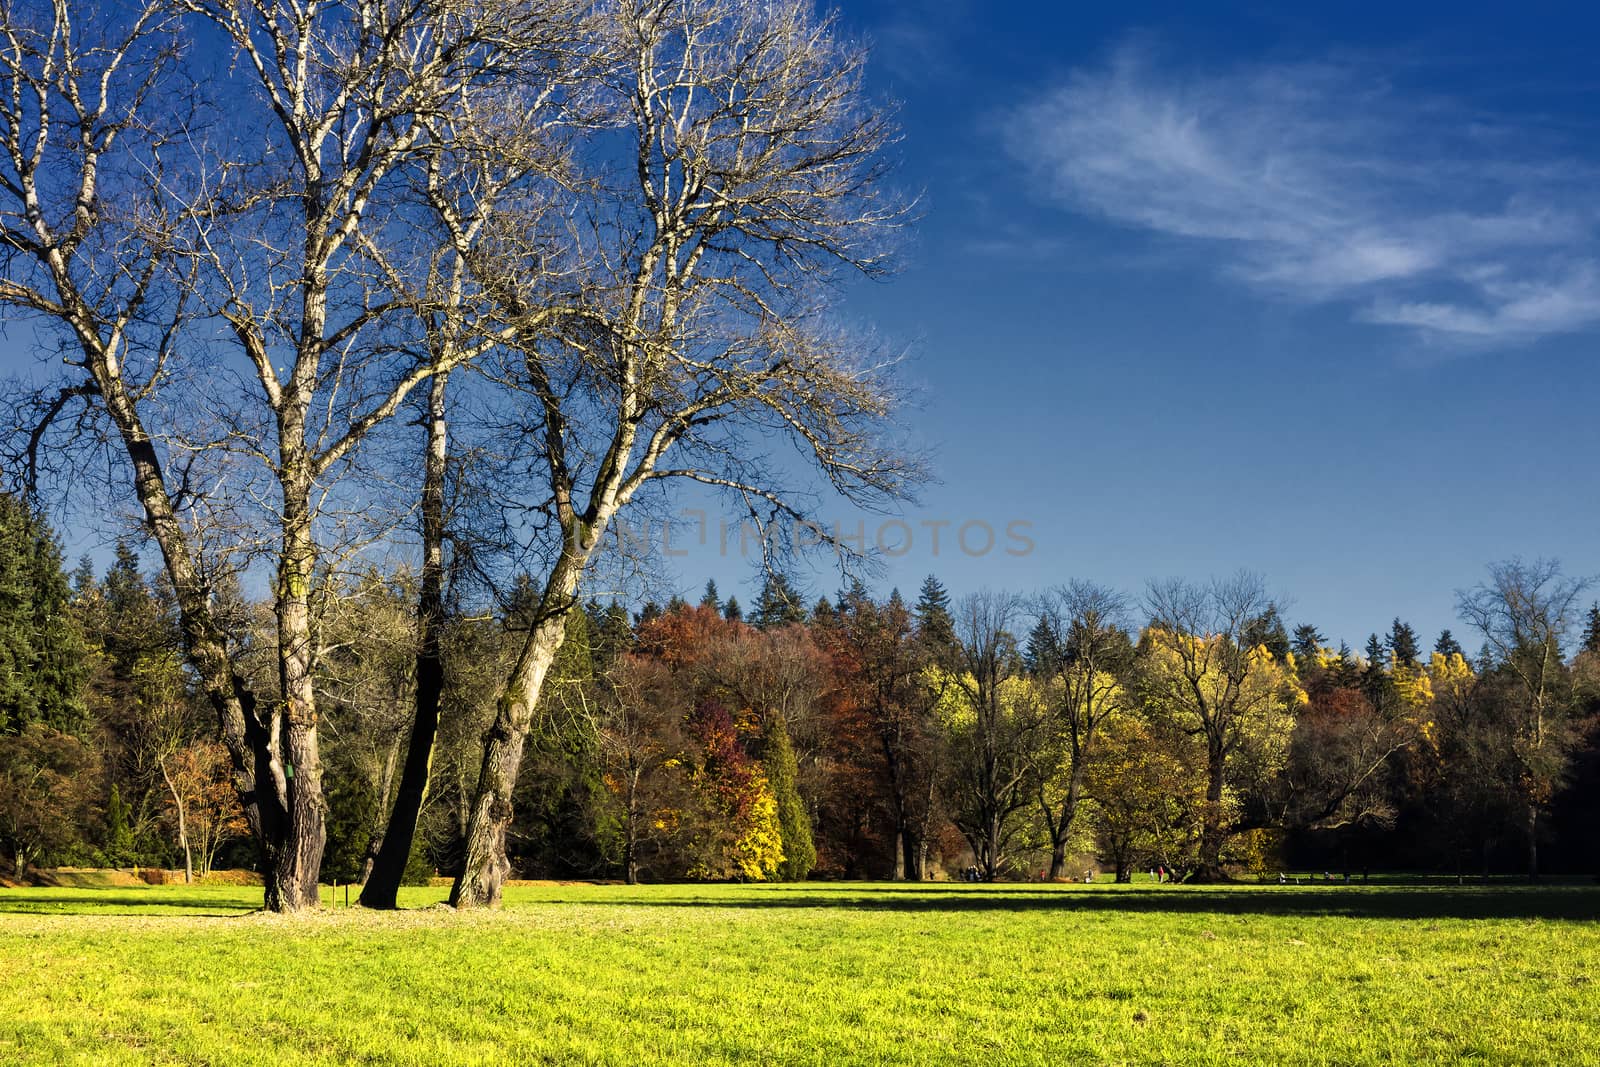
[
  {"x1": 0, "y1": 494, "x2": 90, "y2": 736},
  {"x1": 762, "y1": 712, "x2": 814, "y2": 881},
  {"x1": 753, "y1": 573, "x2": 807, "y2": 630}
]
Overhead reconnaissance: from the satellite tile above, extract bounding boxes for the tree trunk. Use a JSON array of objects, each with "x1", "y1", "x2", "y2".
[
  {"x1": 451, "y1": 550, "x2": 585, "y2": 908},
  {"x1": 1048, "y1": 843, "x2": 1066, "y2": 881},
  {"x1": 1195, "y1": 741, "x2": 1228, "y2": 881},
  {"x1": 1526, "y1": 804, "x2": 1539, "y2": 882},
  {"x1": 363, "y1": 372, "x2": 451, "y2": 909},
  {"x1": 82, "y1": 344, "x2": 290, "y2": 904},
  {"x1": 160, "y1": 759, "x2": 193, "y2": 884},
  {"x1": 271, "y1": 429, "x2": 328, "y2": 912}
]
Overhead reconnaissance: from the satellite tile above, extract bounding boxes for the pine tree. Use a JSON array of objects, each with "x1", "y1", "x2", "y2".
[
  {"x1": 1581, "y1": 605, "x2": 1600, "y2": 656},
  {"x1": 761, "y1": 711, "x2": 814, "y2": 881},
  {"x1": 914, "y1": 574, "x2": 956, "y2": 659},
  {"x1": 0, "y1": 493, "x2": 89, "y2": 736},
  {"x1": 1387, "y1": 617, "x2": 1420, "y2": 669},
  {"x1": 699, "y1": 579, "x2": 720, "y2": 612},
  {"x1": 1023, "y1": 616, "x2": 1062, "y2": 676},
  {"x1": 1243, "y1": 606, "x2": 1291, "y2": 661},
  {"x1": 752, "y1": 572, "x2": 806, "y2": 630},
  {"x1": 722, "y1": 596, "x2": 743, "y2": 622},
  {"x1": 1434, "y1": 629, "x2": 1465, "y2": 660},
  {"x1": 1290, "y1": 623, "x2": 1325, "y2": 664}
]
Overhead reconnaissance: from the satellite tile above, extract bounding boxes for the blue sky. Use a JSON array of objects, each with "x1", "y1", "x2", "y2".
[
  {"x1": 5, "y1": 1, "x2": 1598, "y2": 650},
  {"x1": 688, "y1": 0, "x2": 1600, "y2": 647}
]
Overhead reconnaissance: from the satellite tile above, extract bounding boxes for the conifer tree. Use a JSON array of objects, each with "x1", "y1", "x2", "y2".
[
  {"x1": 752, "y1": 573, "x2": 806, "y2": 630},
  {"x1": 723, "y1": 597, "x2": 743, "y2": 623},
  {"x1": 0, "y1": 494, "x2": 89, "y2": 735},
  {"x1": 1434, "y1": 629, "x2": 1466, "y2": 660},
  {"x1": 700, "y1": 580, "x2": 721, "y2": 612},
  {"x1": 1388, "y1": 618, "x2": 1421, "y2": 668},
  {"x1": 914, "y1": 575, "x2": 957, "y2": 661},
  {"x1": 761, "y1": 712, "x2": 814, "y2": 881},
  {"x1": 1291, "y1": 623, "x2": 1325, "y2": 664},
  {"x1": 1581, "y1": 605, "x2": 1600, "y2": 656}
]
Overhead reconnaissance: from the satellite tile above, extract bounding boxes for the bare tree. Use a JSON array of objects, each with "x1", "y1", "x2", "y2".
[
  {"x1": 447, "y1": 0, "x2": 915, "y2": 907},
  {"x1": 1029, "y1": 581, "x2": 1133, "y2": 880},
  {"x1": 1, "y1": 0, "x2": 541, "y2": 909},
  {"x1": 1457, "y1": 558, "x2": 1593, "y2": 879},
  {"x1": 943, "y1": 591, "x2": 1035, "y2": 881}
]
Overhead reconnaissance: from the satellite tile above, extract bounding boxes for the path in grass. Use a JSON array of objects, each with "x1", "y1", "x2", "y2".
[{"x1": 2, "y1": 882, "x2": 1596, "y2": 1065}]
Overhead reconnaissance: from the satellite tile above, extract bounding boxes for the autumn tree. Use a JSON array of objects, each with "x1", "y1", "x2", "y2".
[
  {"x1": 447, "y1": 0, "x2": 913, "y2": 907},
  {"x1": 1457, "y1": 558, "x2": 1593, "y2": 878},
  {"x1": 1139, "y1": 574, "x2": 1301, "y2": 881},
  {"x1": 1027, "y1": 582, "x2": 1134, "y2": 879},
  {"x1": 942, "y1": 592, "x2": 1037, "y2": 880}
]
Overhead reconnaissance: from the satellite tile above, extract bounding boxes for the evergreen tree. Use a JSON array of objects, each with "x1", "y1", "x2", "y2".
[
  {"x1": 1243, "y1": 606, "x2": 1291, "y2": 661},
  {"x1": 699, "y1": 579, "x2": 720, "y2": 612},
  {"x1": 752, "y1": 572, "x2": 806, "y2": 630},
  {"x1": 103, "y1": 784, "x2": 135, "y2": 867},
  {"x1": 587, "y1": 601, "x2": 634, "y2": 671},
  {"x1": 722, "y1": 596, "x2": 743, "y2": 623},
  {"x1": 1361, "y1": 633, "x2": 1393, "y2": 706},
  {"x1": 0, "y1": 493, "x2": 89, "y2": 735},
  {"x1": 636, "y1": 601, "x2": 663, "y2": 628},
  {"x1": 1291, "y1": 623, "x2": 1325, "y2": 665},
  {"x1": 1434, "y1": 629, "x2": 1465, "y2": 660},
  {"x1": 1387, "y1": 617, "x2": 1421, "y2": 668},
  {"x1": 1332, "y1": 641, "x2": 1358, "y2": 689},
  {"x1": 809, "y1": 596, "x2": 833, "y2": 624},
  {"x1": 761, "y1": 711, "x2": 814, "y2": 881},
  {"x1": 1023, "y1": 615, "x2": 1062, "y2": 676},
  {"x1": 914, "y1": 574, "x2": 957, "y2": 659},
  {"x1": 1581, "y1": 605, "x2": 1600, "y2": 656}
]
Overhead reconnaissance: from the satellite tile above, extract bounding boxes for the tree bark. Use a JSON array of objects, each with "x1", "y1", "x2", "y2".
[
  {"x1": 160, "y1": 758, "x2": 192, "y2": 884},
  {"x1": 362, "y1": 372, "x2": 451, "y2": 909},
  {"x1": 1195, "y1": 740, "x2": 1228, "y2": 882},
  {"x1": 450, "y1": 550, "x2": 586, "y2": 908}
]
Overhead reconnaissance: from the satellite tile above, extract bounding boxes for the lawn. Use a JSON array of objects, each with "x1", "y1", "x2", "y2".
[{"x1": 1, "y1": 881, "x2": 1596, "y2": 1065}]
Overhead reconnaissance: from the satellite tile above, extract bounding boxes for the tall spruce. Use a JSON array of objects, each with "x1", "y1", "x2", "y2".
[
  {"x1": 1388, "y1": 618, "x2": 1421, "y2": 668},
  {"x1": 752, "y1": 573, "x2": 806, "y2": 630},
  {"x1": 1581, "y1": 605, "x2": 1600, "y2": 656},
  {"x1": 0, "y1": 494, "x2": 89, "y2": 735},
  {"x1": 1291, "y1": 623, "x2": 1325, "y2": 665},
  {"x1": 1434, "y1": 629, "x2": 1466, "y2": 660}
]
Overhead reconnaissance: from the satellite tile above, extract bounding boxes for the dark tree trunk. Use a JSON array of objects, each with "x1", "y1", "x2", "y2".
[
  {"x1": 363, "y1": 375, "x2": 451, "y2": 909},
  {"x1": 1194, "y1": 741, "x2": 1229, "y2": 882}
]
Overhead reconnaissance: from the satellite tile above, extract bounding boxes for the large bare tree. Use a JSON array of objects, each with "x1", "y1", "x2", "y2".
[
  {"x1": 0, "y1": 0, "x2": 538, "y2": 909},
  {"x1": 446, "y1": 0, "x2": 914, "y2": 907},
  {"x1": 1457, "y1": 557, "x2": 1593, "y2": 879}
]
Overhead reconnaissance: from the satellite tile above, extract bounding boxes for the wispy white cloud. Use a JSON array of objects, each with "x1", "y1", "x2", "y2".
[{"x1": 1005, "y1": 46, "x2": 1600, "y2": 345}]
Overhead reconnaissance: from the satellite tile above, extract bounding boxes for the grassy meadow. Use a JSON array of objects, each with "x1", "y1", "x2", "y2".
[{"x1": 1, "y1": 880, "x2": 1597, "y2": 1065}]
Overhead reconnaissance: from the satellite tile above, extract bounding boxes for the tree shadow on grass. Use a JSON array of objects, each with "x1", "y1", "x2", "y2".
[
  {"x1": 0, "y1": 891, "x2": 260, "y2": 917},
  {"x1": 524, "y1": 885, "x2": 1600, "y2": 922}
]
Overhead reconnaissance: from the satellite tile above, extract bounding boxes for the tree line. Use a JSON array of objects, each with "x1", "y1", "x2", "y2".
[{"x1": 5, "y1": 494, "x2": 1598, "y2": 890}]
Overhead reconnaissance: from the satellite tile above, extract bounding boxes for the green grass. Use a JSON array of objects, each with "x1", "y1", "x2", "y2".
[{"x1": 2, "y1": 881, "x2": 1597, "y2": 1065}]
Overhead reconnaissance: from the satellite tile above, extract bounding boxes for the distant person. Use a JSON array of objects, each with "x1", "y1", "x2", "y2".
[{"x1": 1157, "y1": 865, "x2": 1165, "y2": 884}]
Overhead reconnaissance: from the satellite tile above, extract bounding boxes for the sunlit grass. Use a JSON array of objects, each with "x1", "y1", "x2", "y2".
[{"x1": 2, "y1": 881, "x2": 1596, "y2": 1064}]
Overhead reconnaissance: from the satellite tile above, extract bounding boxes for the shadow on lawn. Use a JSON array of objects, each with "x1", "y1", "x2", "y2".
[
  {"x1": 0, "y1": 891, "x2": 259, "y2": 916},
  {"x1": 540, "y1": 885, "x2": 1600, "y2": 922}
]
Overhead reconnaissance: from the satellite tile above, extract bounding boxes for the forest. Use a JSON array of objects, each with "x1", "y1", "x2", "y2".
[{"x1": 5, "y1": 491, "x2": 1598, "y2": 893}]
